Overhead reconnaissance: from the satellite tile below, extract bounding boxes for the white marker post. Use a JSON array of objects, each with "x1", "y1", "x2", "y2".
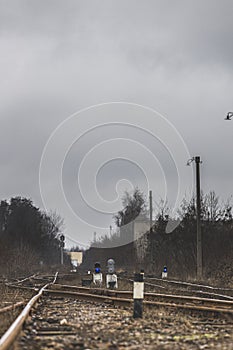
[{"x1": 133, "y1": 272, "x2": 144, "y2": 318}]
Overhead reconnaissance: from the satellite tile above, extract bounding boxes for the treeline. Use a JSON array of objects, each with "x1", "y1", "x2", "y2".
[
  {"x1": 144, "y1": 192, "x2": 233, "y2": 281},
  {"x1": 0, "y1": 197, "x2": 66, "y2": 276},
  {"x1": 82, "y1": 190, "x2": 233, "y2": 284}
]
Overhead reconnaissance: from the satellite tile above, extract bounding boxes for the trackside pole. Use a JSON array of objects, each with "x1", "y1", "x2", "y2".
[
  {"x1": 60, "y1": 234, "x2": 65, "y2": 265},
  {"x1": 133, "y1": 271, "x2": 144, "y2": 318},
  {"x1": 195, "y1": 156, "x2": 202, "y2": 280},
  {"x1": 60, "y1": 246, "x2": 63, "y2": 265}
]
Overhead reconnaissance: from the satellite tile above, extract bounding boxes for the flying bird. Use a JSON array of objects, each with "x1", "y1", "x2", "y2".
[{"x1": 225, "y1": 112, "x2": 233, "y2": 120}]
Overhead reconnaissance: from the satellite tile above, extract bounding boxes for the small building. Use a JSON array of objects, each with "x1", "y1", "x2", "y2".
[
  {"x1": 68, "y1": 251, "x2": 83, "y2": 269},
  {"x1": 133, "y1": 217, "x2": 150, "y2": 264},
  {"x1": 119, "y1": 216, "x2": 151, "y2": 264}
]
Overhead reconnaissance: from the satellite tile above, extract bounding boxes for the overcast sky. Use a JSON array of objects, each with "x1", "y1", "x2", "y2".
[{"x1": 1, "y1": 0, "x2": 233, "y2": 248}]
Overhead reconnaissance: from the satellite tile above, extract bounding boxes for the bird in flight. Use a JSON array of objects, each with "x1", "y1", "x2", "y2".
[{"x1": 225, "y1": 112, "x2": 233, "y2": 120}]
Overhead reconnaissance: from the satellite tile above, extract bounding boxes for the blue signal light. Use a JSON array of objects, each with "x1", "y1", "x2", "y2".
[
  {"x1": 95, "y1": 267, "x2": 101, "y2": 273},
  {"x1": 163, "y1": 266, "x2": 167, "y2": 273}
]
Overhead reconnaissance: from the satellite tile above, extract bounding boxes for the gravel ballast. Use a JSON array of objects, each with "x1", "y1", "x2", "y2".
[{"x1": 16, "y1": 297, "x2": 233, "y2": 349}]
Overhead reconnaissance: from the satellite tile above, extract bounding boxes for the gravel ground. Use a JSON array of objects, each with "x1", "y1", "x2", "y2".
[{"x1": 16, "y1": 297, "x2": 233, "y2": 350}]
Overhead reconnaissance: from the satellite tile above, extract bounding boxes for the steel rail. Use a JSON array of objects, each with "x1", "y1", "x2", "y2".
[
  {"x1": 50, "y1": 284, "x2": 132, "y2": 299},
  {"x1": 0, "y1": 272, "x2": 58, "y2": 350},
  {"x1": 120, "y1": 277, "x2": 233, "y2": 300},
  {"x1": 5, "y1": 284, "x2": 39, "y2": 292},
  {"x1": 0, "y1": 302, "x2": 25, "y2": 315},
  {"x1": 50, "y1": 284, "x2": 233, "y2": 309},
  {"x1": 145, "y1": 283, "x2": 233, "y2": 301},
  {"x1": 44, "y1": 289, "x2": 132, "y2": 307},
  {"x1": 118, "y1": 276, "x2": 166, "y2": 289},
  {"x1": 146, "y1": 277, "x2": 233, "y2": 292},
  {"x1": 119, "y1": 275, "x2": 233, "y2": 294},
  {"x1": 145, "y1": 292, "x2": 233, "y2": 308},
  {"x1": 7, "y1": 274, "x2": 38, "y2": 286},
  {"x1": 44, "y1": 288, "x2": 233, "y2": 315}
]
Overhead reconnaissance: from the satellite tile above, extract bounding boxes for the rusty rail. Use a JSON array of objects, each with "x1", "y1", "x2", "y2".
[
  {"x1": 0, "y1": 302, "x2": 25, "y2": 315},
  {"x1": 119, "y1": 276, "x2": 233, "y2": 300},
  {"x1": 0, "y1": 272, "x2": 58, "y2": 350},
  {"x1": 45, "y1": 285, "x2": 233, "y2": 315},
  {"x1": 50, "y1": 283, "x2": 233, "y2": 309}
]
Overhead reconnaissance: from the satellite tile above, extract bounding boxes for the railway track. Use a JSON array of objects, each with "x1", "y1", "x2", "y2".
[
  {"x1": 0, "y1": 272, "x2": 58, "y2": 350},
  {"x1": 0, "y1": 302, "x2": 25, "y2": 316},
  {"x1": 1, "y1": 273, "x2": 232, "y2": 349},
  {"x1": 4, "y1": 273, "x2": 233, "y2": 314},
  {"x1": 145, "y1": 276, "x2": 233, "y2": 296},
  {"x1": 118, "y1": 275, "x2": 233, "y2": 301},
  {"x1": 5, "y1": 275, "x2": 233, "y2": 315},
  {"x1": 46, "y1": 283, "x2": 233, "y2": 315},
  {"x1": 0, "y1": 275, "x2": 39, "y2": 340}
]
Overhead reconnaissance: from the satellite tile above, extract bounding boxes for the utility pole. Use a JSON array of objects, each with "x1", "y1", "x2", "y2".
[
  {"x1": 149, "y1": 190, "x2": 153, "y2": 233},
  {"x1": 195, "y1": 156, "x2": 202, "y2": 280},
  {"x1": 187, "y1": 156, "x2": 203, "y2": 280}
]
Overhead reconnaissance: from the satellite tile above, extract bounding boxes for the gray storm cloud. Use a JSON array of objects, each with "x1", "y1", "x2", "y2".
[{"x1": 0, "y1": 0, "x2": 233, "y2": 246}]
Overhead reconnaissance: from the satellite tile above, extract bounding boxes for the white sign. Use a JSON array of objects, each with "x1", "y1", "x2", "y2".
[
  {"x1": 106, "y1": 274, "x2": 118, "y2": 288},
  {"x1": 93, "y1": 273, "x2": 103, "y2": 285}
]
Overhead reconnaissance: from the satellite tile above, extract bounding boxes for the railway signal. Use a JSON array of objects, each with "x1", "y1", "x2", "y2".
[
  {"x1": 94, "y1": 262, "x2": 101, "y2": 273},
  {"x1": 93, "y1": 262, "x2": 103, "y2": 286},
  {"x1": 60, "y1": 234, "x2": 65, "y2": 265},
  {"x1": 107, "y1": 259, "x2": 115, "y2": 274},
  {"x1": 162, "y1": 265, "x2": 168, "y2": 279},
  {"x1": 106, "y1": 259, "x2": 118, "y2": 289}
]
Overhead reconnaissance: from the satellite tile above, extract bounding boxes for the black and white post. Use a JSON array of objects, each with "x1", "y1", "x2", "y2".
[{"x1": 133, "y1": 272, "x2": 144, "y2": 318}]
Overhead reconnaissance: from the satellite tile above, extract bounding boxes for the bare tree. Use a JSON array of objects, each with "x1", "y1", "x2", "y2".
[{"x1": 114, "y1": 188, "x2": 146, "y2": 227}]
